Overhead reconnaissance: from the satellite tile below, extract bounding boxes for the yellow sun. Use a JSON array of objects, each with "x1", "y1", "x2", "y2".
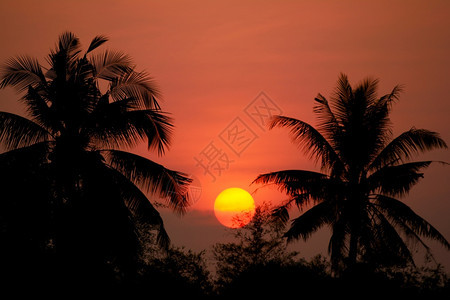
[{"x1": 214, "y1": 187, "x2": 255, "y2": 228}]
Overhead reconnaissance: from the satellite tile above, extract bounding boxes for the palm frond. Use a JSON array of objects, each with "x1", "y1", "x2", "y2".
[
  {"x1": 0, "y1": 112, "x2": 51, "y2": 150},
  {"x1": 271, "y1": 205, "x2": 291, "y2": 225},
  {"x1": 270, "y1": 193, "x2": 311, "y2": 226},
  {"x1": 253, "y1": 169, "x2": 328, "y2": 196},
  {"x1": 0, "y1": 141, "x2": 51, "y2": 168},
  {"x1": 87, "y1": 104, "x2": 144, "y2": 149},
  {"x1": 90, "y1": 49, "x2": 133, "y2": 81},
  {"x1": 370, "y1": 199, "x2": 430, "y2": 254},
  {"x1": 109, "y1": 167, "x2": 170, "y2": 248},
  {"x1": 47, "y1": 32, "x2": 82, "y2": 70},
  {"x1": 89, "y1": 106, "x2": 173, "y2": 155},
  {"x1": 369, "y1": 128, "x2": 447, "y2": 171},
  {"x1": 254, "y1": 170, "x2": 347, "y2": 208},
  {"x1": 21, "y1": 85, "x2": 59, "y2": 131},
  {"x1": 0, "y1": 55, "x2": 46, "y2": 91},
  {"x1": 86, "y1": 35, "x2": 109, "y2": 54},
  {"x1": 367, "y1": 161, "x2": 432, "y2": 197},
  {"x1": 330, "y1": 73, "x2": 353, "y2": 123},
  {"x1": 56, "y1": 31, "x2": 81, "y2": 55},
  {"x1": 285, "y1": 201, "x2": 333, "y2": 242},
  {"x1": 269, "y1": 116, "x2": 343, "y2": 173},
  {"x1": 374, "y1": 195, "x2": 450, "y2": 249},
  {"x1": 45, "y1": 33, "x2": 84, "y2": 87},
  {"x1": 352, "y1": 77, "x2": 379, "y2": 112},
  {"x1": 132, "y1": 109, "x2": 173, "y2": 155},
  {"x1": 362, "y1": 86, "x2": 403, "y2": 163},
  {"x1": 109, "y1": 70, "x2": 161, "y2": 109},
  {"x1": 253, "y1": 169, "x2": 327, "y2": 185},
  {"x1": 313, "y1": 93, "x2": 341, "y2": 143},
  {"x1": 366, "y1": 204, "x2": 415, "y2": 265},
  {"x1": 378, "y1": 84, "x2": 403, "y2": 107},
  {"x1": 102, "y1": 150, "x2": 192, "y2": 215}
]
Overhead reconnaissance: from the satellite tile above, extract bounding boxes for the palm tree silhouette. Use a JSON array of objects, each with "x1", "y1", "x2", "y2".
[
  {"x1": 253, "y1": 74, "x2": 449, "y2": 274},
  {"x1": 0, "y1": 32, "x2": 191, "y2": 285}
]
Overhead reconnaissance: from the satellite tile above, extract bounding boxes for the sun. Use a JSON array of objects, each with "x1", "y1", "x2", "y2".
[{"x1": 214, "y1": 187, "x2": 256, "y2": 228}]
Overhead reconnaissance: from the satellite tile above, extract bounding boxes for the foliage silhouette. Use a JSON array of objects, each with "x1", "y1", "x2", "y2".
[
  {"x1": 210, "y1": 204, "x2": 449, "y2": 298},
  {"x1": 212, "y1": 203, "x2": 334, "y2": 297},
  {"x1": 253, "y1": 73, "x2": 449, "y2": 274},
  {"x1": 135, "y1": 222, "x2": 213, "y2": 297},
  {"x1": 212, "y1": 203, "x2": 300, "y2": 289},
  {"x1": 0, "y1": 32, "x2": 191, "y2": 290}
]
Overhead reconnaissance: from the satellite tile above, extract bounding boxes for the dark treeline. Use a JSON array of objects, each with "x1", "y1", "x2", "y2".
[
  {"x1": 129, "y1": 204, "x2": 449, "y2": 298},
  {"x1": 0, "y1": 32, "x2": 449, "y2": 298},
  {"x1": 1, "y1": 200, "x2": 448, "y2": 297}
]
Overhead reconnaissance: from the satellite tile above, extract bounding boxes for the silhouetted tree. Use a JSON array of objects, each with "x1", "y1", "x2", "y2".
[
  {"x1": 0, "y1": 32, "x2": 191, "y2": 290},
  {"x1": 212, "y1": 203, "x2": 330, "y2": 297},
  {"x1": 382, "y1": 258, "x2": 449, "y2": 297},
  {"x1": 213, "y1": 204, "x2": 300, "y2": 287},
  {"x1": 254, "y1": 74, "x2": 449, "y2": 274},
  {"x1": 135, "y1": 222, "x2": 213, "y2": 297}
]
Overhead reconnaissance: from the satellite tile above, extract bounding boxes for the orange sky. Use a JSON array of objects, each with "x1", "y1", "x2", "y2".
[{"x1": 0, "y1": 0, "x2": 449, "y2": 267}]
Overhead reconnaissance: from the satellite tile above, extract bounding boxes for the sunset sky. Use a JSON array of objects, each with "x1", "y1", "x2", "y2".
[{"x1": 0, "y1": 0, "x2": 449, "y2": 268}]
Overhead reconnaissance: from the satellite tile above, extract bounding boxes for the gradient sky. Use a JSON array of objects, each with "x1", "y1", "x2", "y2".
[{"x1": 0, "y1": 0, "x2": 449, "y2": 268}]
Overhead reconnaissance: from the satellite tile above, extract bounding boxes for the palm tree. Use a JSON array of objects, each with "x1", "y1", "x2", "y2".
[
  {"x1": 0, "y1": 32, "x2": 191, "y2": 285},
  {"x1": 253, "y1": 73, "x2": 449, "y2": 274}
]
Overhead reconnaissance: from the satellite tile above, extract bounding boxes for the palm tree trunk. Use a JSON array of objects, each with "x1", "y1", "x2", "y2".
[
  {"x1": 348, "y1": 231, "x2": 358, "y2": 269},
  {"x1": 347, "y1": 177, "x2": 361, "y2": 272}
]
